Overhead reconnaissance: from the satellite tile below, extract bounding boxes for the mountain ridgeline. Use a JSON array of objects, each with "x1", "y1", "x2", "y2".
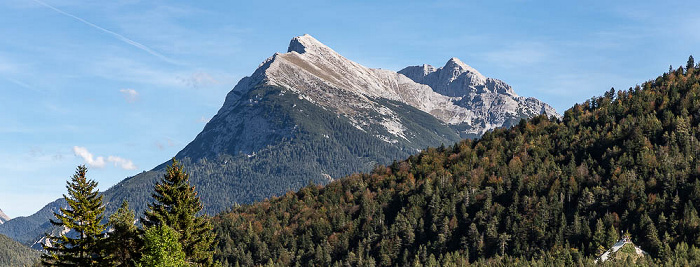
[
  {"x1": 0, "y1": 35, "x2": 556, "y2": 247},
  {"x1": 212, "y1": 61, "x2": 700, "y2": 266}
]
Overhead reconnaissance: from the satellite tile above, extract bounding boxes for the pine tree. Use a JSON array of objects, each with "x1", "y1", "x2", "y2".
[
  {"x1": 592, "y1": 219, "x2": 606, "y2": 254},
  {"x1": 687, "y1": 55, "x2": 695, "y2": 71},
  {"x1": 41, "y1": 165, "x2": 106, "y2": 266},
  {"x1": 104, "y1": 200, "x2": 141, "y2": 267},
  {"x1": 143, "y1": 159, "x2": 214, "y2": 266}
]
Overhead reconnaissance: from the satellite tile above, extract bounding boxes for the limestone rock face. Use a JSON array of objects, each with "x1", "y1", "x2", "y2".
[{"x1": 400, "y1": 57, "x2": 559, "y2": 137}]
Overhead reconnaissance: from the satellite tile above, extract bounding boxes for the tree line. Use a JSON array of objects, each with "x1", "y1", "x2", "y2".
[{"x1": 41, "y1": 160, "x2": 215, "y2": 267}]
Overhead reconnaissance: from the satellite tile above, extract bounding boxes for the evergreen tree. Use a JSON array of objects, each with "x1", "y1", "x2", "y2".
[
  {"x1": 41, "y1": 165, "x2": 106, "y2": 266},
  {"x1": 104, "y1": 200, "x2": 141, "y2": 267},
  {"x1": 687, "y1": 55, "x2": 695, "y2": 71},
  {"x1": 592, "y1": 219, "x2": 606, "y2": 253},
  {"x1": 138, "y1": 224, "x2": 188, "y2": 267},
  {"x1": 143, "y1": 159, "x2": 214, "y2": 266}
]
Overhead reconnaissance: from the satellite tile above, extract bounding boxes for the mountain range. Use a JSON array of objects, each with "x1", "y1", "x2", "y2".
[{"x1": 0, "y1": 34, "x2": 557, "y2": 247}]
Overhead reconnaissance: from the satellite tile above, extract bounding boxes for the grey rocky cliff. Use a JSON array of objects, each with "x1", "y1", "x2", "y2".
[{"x1": 400, "y1": 57, "x2": 560, "y2": 136}]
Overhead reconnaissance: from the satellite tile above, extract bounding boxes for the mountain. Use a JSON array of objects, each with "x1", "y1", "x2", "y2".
[
  {"x1": 176, "y1": 34, "x2": 467, "y2": 161},
  {"x1": 211, "y1": 62, "x2": 700, "y2": 265},
  {"x1": 0, "y1": 34, "x2": 557, "y2": 246},
  {"x1": 0, "y1": 209, "x2": 9, "y2": 224},
  {"x1": 0, "y1": 233, "x2": 40, "y2": 266},
  {"x1": 399, "y1": 58, "x2": 558, "y2": 138},
  {"x1": 0, "y1": 200, "x2": 65, "y2": 246}
]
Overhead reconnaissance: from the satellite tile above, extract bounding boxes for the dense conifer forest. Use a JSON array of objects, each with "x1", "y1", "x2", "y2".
[
  {"x1": 211, "y1": 58, "x2": 700, "y2": 266},
  {"x1": 0, "y1": 233, "x2": 40, "y2": 266}
]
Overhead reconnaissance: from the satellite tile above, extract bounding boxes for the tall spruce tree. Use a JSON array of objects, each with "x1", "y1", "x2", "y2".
[
  {"x1": 687, "y1": 55, "x2": 695, "y2": 71},
  {"x1": 143, "y1": 159, "x2": 214, "y2": 266},
  {"x1": 104, "y1": 200, "x2": 141, "y2": 267},
  {"x1": 41, "y1": 165, "x2": 106, "y2": 266}
]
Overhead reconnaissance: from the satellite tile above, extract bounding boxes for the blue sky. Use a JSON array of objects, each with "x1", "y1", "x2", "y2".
[{"x1": 1, "y1": 0, "x2": 699, "y2": 217}]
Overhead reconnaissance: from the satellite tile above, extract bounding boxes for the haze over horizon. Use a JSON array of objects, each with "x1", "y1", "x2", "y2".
[{"x1": 2, "y1": 0, "x2": 700, "y2": 218}]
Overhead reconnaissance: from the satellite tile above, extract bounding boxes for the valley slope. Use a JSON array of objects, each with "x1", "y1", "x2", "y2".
[{"x1": 0, "y1": 233, "x2": 39, "y2": 266}]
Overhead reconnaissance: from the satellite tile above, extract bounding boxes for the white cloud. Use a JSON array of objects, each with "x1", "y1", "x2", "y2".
[
  {"x1": 72, "y1": 146, "x2": 105, "y2": 168},
  {"x1": 107, "y1": 156, "x2": 137, "y2": 170},
  {"x1": 197, "y1": 116, "x2": 210, "y2": 123},
  {"x1": 72, "y1": 146, "x2": 136, "y2": 170},
  {"x1": 119, "y1": 88, "x2": 139, "y2": 103}
]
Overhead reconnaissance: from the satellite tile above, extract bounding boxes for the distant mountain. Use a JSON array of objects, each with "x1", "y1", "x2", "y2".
[
  {"x1": 1, "y1": 34, "x2": 557, "y2": 246},
  {"x1": 0, "y1": 200, "x2": 65, "y2": 246},
  {"x1": 399, "y1": 58, "x2": 558, "y2": 138},
  {"x1": 0, "y1": 233, "x2": 40, "y2": 266},
  {"x1": 0, "y1": 209, "x2": 9, "y2": 224}
]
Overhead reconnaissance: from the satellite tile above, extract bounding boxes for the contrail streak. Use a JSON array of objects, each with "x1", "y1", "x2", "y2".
[
  {"x1": 3, "y1": 76, "x2": 39, "y2": 92},
  {"x1": 31, "y1": 0, "x2": 179, "y2": 65}
]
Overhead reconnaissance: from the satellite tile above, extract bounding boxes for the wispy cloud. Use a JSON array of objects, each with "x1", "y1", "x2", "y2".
[
  {"x1": 2, "y1": 76, "x2": 35, "y2": 91},
  {"x1": 197, "y1": 116, "x2": 210, "y2": 123},
  {"x1": 73, "y1": 146, "x2": 105, "y2": 168},
  {"x1": 119, "y1": 88, "x2": 139, "y2": 103},
  {"x1": 0, "y1": 57, "x2": 39, "y2": 92},
  {"x1": 31, "y1": 0, "x2": 179, "y2": 65},
  {"x1": 90, "y1": 56, "x2": 238, "y2": 92},
  {"x1": 72, "y1": 146, "x2": 136, "y2": 170},
  {"x1": 179, "y1": 72, "x2": 218, "y2": 89},
  {"x1": 107, "y1": 156, "x2": 136, "y2": 170}
]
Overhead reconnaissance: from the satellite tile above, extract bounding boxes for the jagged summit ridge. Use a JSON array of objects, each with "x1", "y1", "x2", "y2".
[
  {"x1": 217, "y1": 34, "x2": 558, "y2": 142},
  {"x1": 400, "y1": 58, "x2": 508, "y2": 97},
  {"x1": 400, "y1": 57, "x2": 559, "y2": 135}
]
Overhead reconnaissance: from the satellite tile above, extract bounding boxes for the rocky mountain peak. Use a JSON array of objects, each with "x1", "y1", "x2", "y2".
[
  {"x1": 444, "y1": 57, "x2": 484, "y2": 79},
  {"x1": 287, "y1": 34, "x2": 331, "y2": 55},
  {"x1": 0, "y1": 209, "x2": 9, "y2": 224}
]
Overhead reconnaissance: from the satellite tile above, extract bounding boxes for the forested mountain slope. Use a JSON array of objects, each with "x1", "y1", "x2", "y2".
[
  {"x1": 213, "y1": 60, "x2": 700, "y2": 266},
  {"x1": 0, "y1": 233, "x2": 39, "y2": 266}
]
